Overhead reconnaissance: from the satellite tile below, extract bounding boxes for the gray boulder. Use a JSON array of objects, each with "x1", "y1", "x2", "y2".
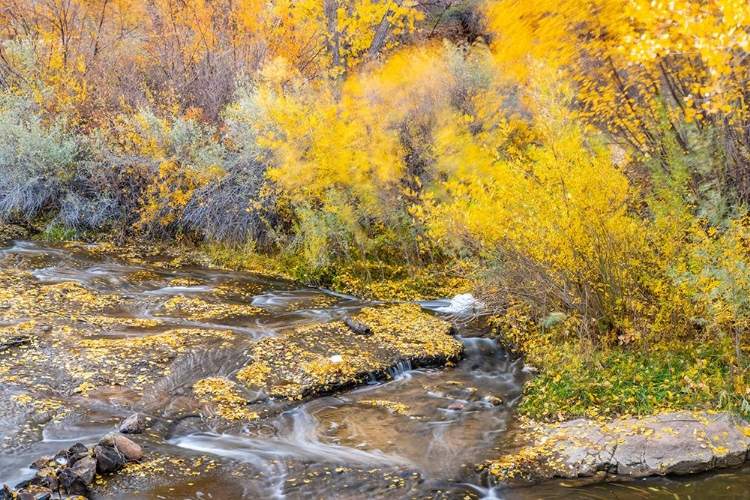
[{"x1": 486, "y1": 411, "x2": 750, "y2": 483}]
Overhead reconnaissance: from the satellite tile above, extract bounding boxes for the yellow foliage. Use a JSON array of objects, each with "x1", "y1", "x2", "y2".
[
  {"x1": 483, "y1": 0, "x2": 750, "y2": 194},
  {"x1": 425, "y1": 65, "x2": 653, "y2": 338}
]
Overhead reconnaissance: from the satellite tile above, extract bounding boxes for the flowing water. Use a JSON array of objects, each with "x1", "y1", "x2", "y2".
[{"x1": 0, "y1": 241, "x2": 747, "y2": 499}]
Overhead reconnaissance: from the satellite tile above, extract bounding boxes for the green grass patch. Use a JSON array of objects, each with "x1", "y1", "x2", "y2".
[{"x1": 518, "y1": 338, "x2": 750, "y2": 421}]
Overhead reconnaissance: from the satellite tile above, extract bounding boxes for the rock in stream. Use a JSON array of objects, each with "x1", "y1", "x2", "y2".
[{"x1": 484, "y1": 411, "x2": 750, "y2": 485}]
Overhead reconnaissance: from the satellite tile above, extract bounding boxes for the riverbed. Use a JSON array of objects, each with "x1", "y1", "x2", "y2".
[{"x1": 0, "y1": 241, "x2": 747, "y2": 499}]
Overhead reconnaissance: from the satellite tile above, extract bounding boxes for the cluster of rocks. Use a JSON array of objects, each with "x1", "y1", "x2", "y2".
[{"x1": 3, "y1": 414, "x2": 146, "y2": 500}]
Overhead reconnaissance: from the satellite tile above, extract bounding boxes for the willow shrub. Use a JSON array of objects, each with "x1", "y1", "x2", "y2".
[
  {"x1": 0, "y1": 95, "x2": 78, "y2": 222},
  {"x1": 423, "y1": 69, "x2": 667, "y2": 343}
]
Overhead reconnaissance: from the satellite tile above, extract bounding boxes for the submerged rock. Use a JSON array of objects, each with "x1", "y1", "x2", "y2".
[
  {"x1": 0, "y1": 334, "x2": 34, "y2": 352},
  {"x1": 231, "y1": 304, "x2": 463, "y2": 401},
  {"x1": 484, "y1": 411, "x2": 750, "y2": 485},
  {"x1": 483, "y1": 395, "x2": 503, "y2": 406}
]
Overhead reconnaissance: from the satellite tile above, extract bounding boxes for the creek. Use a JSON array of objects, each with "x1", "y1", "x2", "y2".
[{"x1": 0, "y1": 241, "x2": 747, "y2": 499}]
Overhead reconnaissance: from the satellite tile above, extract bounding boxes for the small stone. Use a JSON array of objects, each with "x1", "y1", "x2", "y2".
[
  {"x1": 29, "y1": 457, "x2": 52, "y2": 470},
  {"x1": 484, "y1": 395, "x2": 503, "y2": 406},
  {"x1": 68, "y1": 452, "x2": 89, "y2": 466},
  {"x1": 16, "y1": 485, "x2": 53, "y2": 500},
  {"x1": 98, "y1": 433, "x2": 116, "y2": 448},
  {"x1": 31, "y1": 468, "x2": 59, "y2": 490},
  {"x1": 330, "y1": 355, "x2": 343, "y2": 363},
  {"x1": 447, "y1": 402, "x2": 464, "y2": 411},
  {"x1": 68, "y1": 443, "x2": 88, "y2": 455},
  {"x1": 114, "y1": 435, "x2": 143, "y2": 461},
  {"x1": 118, "y1": 412, "x2": 146, "y2": 434},
  {"x1": 61, "y1": 457, "x2": 97, "y2": 489},
  {"x1": 53, "y1": 448, "x2": 70, "y2": 466},
  {"x1": 94, "y1": 445, "x2": 125, "y2": 474}
]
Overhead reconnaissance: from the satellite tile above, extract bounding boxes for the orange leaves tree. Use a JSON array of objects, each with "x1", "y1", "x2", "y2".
[{"x1": 484, "y1": 0, "x2": 750, "y2": 205}]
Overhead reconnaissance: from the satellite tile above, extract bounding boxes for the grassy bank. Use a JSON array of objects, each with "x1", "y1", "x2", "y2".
[{"x1": 493, "y1": 316, "x2": 750, "y2": 421}]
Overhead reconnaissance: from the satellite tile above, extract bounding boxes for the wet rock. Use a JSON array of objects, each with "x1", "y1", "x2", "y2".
[
  {"x1": 67, "y1": 443, "x2": 90, "y2": 466},
  {"x1": 53, "y1": 448, "x2": 70, "y2": 466},
  {"x1": 447, "y1": 402, "x2": 465, "y2": 411},
  {"x1": 483, "y1": 395, "x2": 503, "y2": 406},
  {"x1": 72, "y1": 457, "x2": 99, "y2": 484},
  {"x1": 559, "y1": 471, "x2": 609, "y2": 487},
  {"x1": 0, "y1": 485, "x2": 11, "y2": 500},
  {"x1": 98, "y1": 433, "x2": 117, "y2": 448},
  {"x1": 485, "y1": 411, "x2": 750, "y2": 484},
  {"x1": 435, "y1": 293, "x2": 484, "y2": 315},
  {"x1": 343, "y1": 317, "x2": 372, "y2": 336},
  {"x1": 114, "y1": 434, "x2": 143, "y2": 461},
  {"x1": 69, "y1": 443, "x2": 88, "y2": 455},
  {"x1": 59, "y1": 457, "x2": 97, "y2": 495},
  {"x1": 119, "y1": 412, "x2": 146, "y2": 434},
  {"x1": 94, "y1": 445, "x2": 125, "y2": 474},
  {"x1": 29, "y1": 457, "x2": 53, "y2": 470},
  {"x1": 14, "y1": 479, "x2": 31, "y2": 490},
  {"x1": 68, "y1": 452, "x2": 89, "y2": 467},
  {"x1": 16, "y1": 485, "x2": 53, "y2": 500},
  {"x1": 30, "y1": 468, "x2": 59, "y2": 490}
]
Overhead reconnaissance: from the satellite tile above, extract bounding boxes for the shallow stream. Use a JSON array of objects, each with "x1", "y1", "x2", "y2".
[{"x1": 0, "y1": 241, "x2": 747, "y2": 499}]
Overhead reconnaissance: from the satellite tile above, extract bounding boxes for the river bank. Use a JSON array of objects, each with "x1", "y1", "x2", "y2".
[{"x1": 1, "y1": 233, "x2": 750, "y2": 498}]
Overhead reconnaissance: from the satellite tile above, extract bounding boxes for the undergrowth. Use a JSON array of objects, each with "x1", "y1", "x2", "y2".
[
  {"x1": 499, "y1": 323, "x2": 750, "y2": 422},
  {"x1": 201, "y1": 242, "x2": 473, "y2": 301}
]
